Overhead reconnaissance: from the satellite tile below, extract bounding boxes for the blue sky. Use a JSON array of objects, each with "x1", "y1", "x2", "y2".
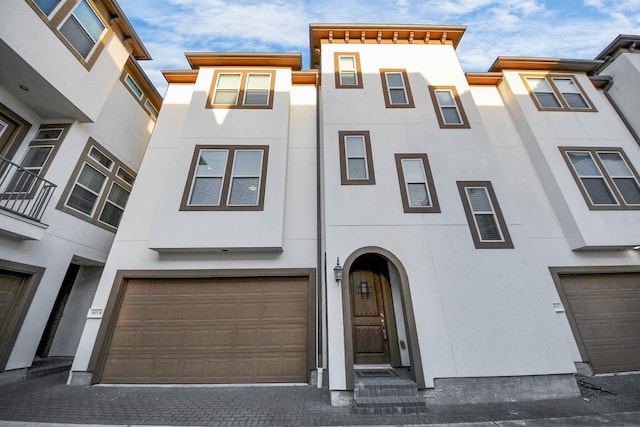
[{"x1": 117, "y1": 0, "x2": 640, "y2": 95}]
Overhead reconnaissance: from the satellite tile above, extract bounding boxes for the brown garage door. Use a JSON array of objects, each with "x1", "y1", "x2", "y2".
[
  {"x1": 100, "y1": 276, "x2": 309, "y2": 384},
  {"x1": 559, "y1": 273, "x2": 640, "y2": 374}
]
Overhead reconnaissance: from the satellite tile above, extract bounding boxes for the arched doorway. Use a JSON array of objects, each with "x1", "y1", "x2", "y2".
[
  {"x1": 341, "y1": 247, "x2": 424, "y2": 389},
  {"x1": 349, "y1": 254, "x2": 401, "y2": 367}
]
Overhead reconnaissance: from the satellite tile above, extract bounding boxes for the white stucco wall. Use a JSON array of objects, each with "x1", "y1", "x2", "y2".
[
  {"x1": 601, "y1": 52, "x2": 640, "y2": 139},
  {"x1": 497, "y1": 70, "x2": 640, "y2": 249},
  {"x1": 320, "y1": 42, "x2": 586, "y2": 390},
  {"x1": 72, "y1": 69, "x2": 318, "y2": 373}
]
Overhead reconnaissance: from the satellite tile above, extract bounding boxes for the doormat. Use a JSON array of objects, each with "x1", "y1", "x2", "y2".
[{"x1": 355, "y1": 369, "x2": 397, "y2": 378}]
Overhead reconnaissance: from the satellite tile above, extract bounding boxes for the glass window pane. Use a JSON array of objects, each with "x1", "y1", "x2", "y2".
[
  {"x1": 125, "y1": 75, "x2": 143, "y2": 99},
  {"x1": 408, "y1": 183, "x2": 429, "y2": 207},
  {"x1": 436, "y1": 90, "x2": 455, "y2": 106},
  {"x1": 144, "y1": 100, "x2": 159, "y2": 118},
  {"x1": 74, "y1": 0, "x2": 105, "y2": 41},
  {"x1": 247, "y1": 74, "x2": 271, "y2": 90},
  {"x1": 197, "y1": 150, "x2": 227, "y2": 176},
  {"x1": 568, "y1": 152, "x2": 600, "y2": 176},
  {"x1": 107, "y1": 184, "x2": 130, "y2": 207},
  {"x1": 190, "y1": 177, "x2": 222, "y2": 205},
  {"x1": 442, "y1": 107, "x2": 462, "y2": 124},
  {"x1": 60, "y1": 16, "x2": 94, "y2": 57},
  {"x1": 67, "y1": 185, "x2": 98, "y2": 214},
  {"x1": 564, "y1": 93, "x2": 588, "y2": 109},
  {"x1": 213, "y1": 90, "x2": 238, "y2": 105},
  {"x1": 244, "y1": 91, "x2": 269, "y2": 105},
  {"x1": 89, "y1": 147, "x2": 113, "y2": 169},
  {"x1": 339, "y1": 56, "x2": 355, "y2": 70},
  {"x1": 476, "y1": 214, "x2": 502, "y2": 241},
  {"x1": 345, "y1": 136, "x2": 365, "y2": 156},
  {"x1": 614, "y1": 178, "x2": 640, "y2": 205},
  {"x1": 386, "y1": 73, "x2": 404, "y2": 88},
  {"x1": 536, "y1": 93, "x2": 561, "y2": 108},
  {"x1": 402, "y1": 159, "x2": 425, "y2": 182},
  {"x1": 347, "y1": 158, "x2": 367, "y2": 179},
  {"x1": 467, "y1": 188, "x2": 491, "y2": 212},
  {"x1": 34, "y1": 0, "x2": 60, "y2": 15},
  {"x1": 77, "y1": 164, "x2": 105, "y2": 193},
  {"x1": 217, "y1": 74, "x2": 241, "y2": 89},
  {"x1": 526, "y1": 77, "x2": 553, "y2": 92},
  {"x1": 22, "y1": 146, "x2": 52, "y2": 168},
  {"x1": 117, "y1": 168, "x2": 135, "y2": 185},
  {"x1": 340, "y1": 72, "x2": 357, "y2": 86},
  {"x1": 99, "y1": 202, "x2": 124, "y2": 227},
  {"x1": 598, "y1": 152, "x2": 632, "y2": 177},
  {"x1": 553, "y1": 78, "x2": 579, "y2": 93},
  {"x1": 35, "y1": 128, "x2": 63, "y2": 140},
  {"x1": 233, "y1": 151, "x2": 262, "y2": 175},
  {"x1": 582, "y1": 178, "x2": 617, "y2": 205},
  {"x1": 229, "y1": 177, "x2": 259, "y2": 205},
  {"x1": 390, "y1": 88, "x2": 407, "y2": 104}
]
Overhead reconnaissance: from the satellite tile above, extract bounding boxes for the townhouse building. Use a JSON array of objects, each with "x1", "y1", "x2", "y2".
[
  {"x1": 8, "y1": 17, "x2": 633, "y2": 405},
  {"x1": 0, "y1": 0, "x2": 160, "y2": 382}
]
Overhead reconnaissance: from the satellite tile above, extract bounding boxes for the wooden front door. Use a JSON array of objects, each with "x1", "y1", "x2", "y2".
[{"x1": 350, "y1": 259, "x2": 400, "y2": 365}]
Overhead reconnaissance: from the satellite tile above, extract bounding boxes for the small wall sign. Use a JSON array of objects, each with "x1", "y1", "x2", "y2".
[
  {"x1": 553, "y1": 302, "x2": 565, "y2": 313},
  {"x1": 87, "y1": 308, "x2": 104, "y2": 318}
]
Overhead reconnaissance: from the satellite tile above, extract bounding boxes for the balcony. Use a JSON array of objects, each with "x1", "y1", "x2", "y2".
[{"x1": 0, "y1": 156, "x2": 56, "y2": 240}]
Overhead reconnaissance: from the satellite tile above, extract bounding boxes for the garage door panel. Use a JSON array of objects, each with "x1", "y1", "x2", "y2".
[
  {"x1": 101, "y1": 276, "x2": 310, "y2": 384},
  {"x1": 560, "y1": 273, "x2": 640, "y2": 373}
]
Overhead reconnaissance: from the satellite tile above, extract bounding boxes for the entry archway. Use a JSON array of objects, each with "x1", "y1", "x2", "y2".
[{"x1": 341, "y1": 247, "x2": 424, "y2": 389}]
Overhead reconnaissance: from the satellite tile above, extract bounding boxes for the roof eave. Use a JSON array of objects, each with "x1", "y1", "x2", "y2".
[{"x1": 489, "y1": 57, "x2": 604, "y2": 73}]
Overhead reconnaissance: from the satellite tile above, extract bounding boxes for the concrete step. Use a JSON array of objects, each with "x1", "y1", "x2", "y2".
[
  {"x1": 354, "y1": 395, "x2": 429, "y2": 415},
  {"x1": 26, "y1": 357, "x2": 72, "y2": 380},
  {"x1": 355, "y1": 379, "x2": 418, "y2": 397}
]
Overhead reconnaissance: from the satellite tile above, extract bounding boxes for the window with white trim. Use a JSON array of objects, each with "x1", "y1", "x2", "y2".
[
  {"x1": 338, "y1": 131, "x2": 375, "y2": 185},
  {"x1": 429, "y1": 86, "x2": 470, "y2": 128},
  {"x1": 562, "y1": 147, "x2": 640, "y2": 209},
  {"x1": 380, "y1": 69, "x2": 414, "y2": 108},
  {"x1": 208, "y1": 70, "x2": 275, "y2": 109},
  {"x1": 182, "y1": 145, "x2": 268, "y2": 211},
  {"x1": 522, "y1": 74, "x2": 595, "y2": 111},
  {"x1": 58, "y1": 140, "x2": 135, "y2": 231},
  {"x1": 59, "y1": 0, "x2": 106, "y2": 59},
  {"x1": 457, "y1": 181, "x2": 513, "y2": 249},
  {"x1": 334, "y1": 53, "x2": 363, "y2": 89},
  {"x1": 395, "y1": 153, "x2": 439, "y2": 213}
]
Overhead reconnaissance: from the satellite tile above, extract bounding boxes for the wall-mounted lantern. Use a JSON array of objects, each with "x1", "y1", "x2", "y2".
[{"x1": 333, "y1": 257, "x2": 343, "y2": 283}]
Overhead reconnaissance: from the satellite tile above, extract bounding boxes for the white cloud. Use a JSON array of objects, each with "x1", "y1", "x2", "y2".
[{"x1": 119, "y1": 0, "x2": 640, "y2": 93}]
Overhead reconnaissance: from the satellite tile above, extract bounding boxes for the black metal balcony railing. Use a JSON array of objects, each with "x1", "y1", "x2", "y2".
[{"x1": 0, "y1": 156, "x2": 57, "y2": 223}]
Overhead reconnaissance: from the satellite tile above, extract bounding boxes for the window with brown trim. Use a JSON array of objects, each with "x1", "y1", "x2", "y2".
[
  {"x1": 394, "y1": 154, "x2": 439, "y2": 213},
  {"x1": 26, "y1": 0, "x2": 111, "y2": 67},
  {"x1": 338, "y1": 131, "x2": 375, "y2": 185},
  {"x1": 181, "y1": 145, "x2": 268, "y2": 211},
  {"x1": 522, "y1": 74, "x2": 596, "y2": 112},
  {"x1": 0, "y1": 103, "x2": 32, "y2": 161},
  {"x1": 380, "y1": 69, "x2": 414, "y2": 108},
  {"x1": 119, "y1": 63, "x2": 161, "y2": 121},
  {"x1": 3, "y1": 124, "x2": 69, "y2": 198},
  {"x1": 560, "y1": 147, "x2": 640, "y2": 210},
  {"x1": 457, "y1": 181, "x2": 513, "y2": 249},
  {"x1": 334, "y1": 53, "x2": 363, "y2": 89},
  {"x1": 57, "y1": 140, "x2": 135, "y2": 231},
  {"x1": 429, "y1": 86, "x2": 470, "y2": 128},
  {"x1": 207, "y1": 70, "x2": 275, "y2": 109}
]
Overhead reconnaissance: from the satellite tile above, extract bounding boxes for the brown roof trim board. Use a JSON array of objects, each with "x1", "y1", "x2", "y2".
[
  {"x1": 488, "y1": 57, "x2": 604, "y2": 73},
  {"x1": 103, "y1": 0, "x2": 151, "y2": 60},
  {"x1": 309, "y1": 24, "x2": 466, "y2": 69},
  {"x1": 465, "y1": 72, "x2": 503, "y2": 86},
  {"x1": 162, "y1": 70, "x2": 199, "y2": 84},
  {"x1": 292, "y1": 70, "x2": 319, "y2": 85},
  {"x1": 185, "y1": 53, "x2": 303, "y2": 70}
]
